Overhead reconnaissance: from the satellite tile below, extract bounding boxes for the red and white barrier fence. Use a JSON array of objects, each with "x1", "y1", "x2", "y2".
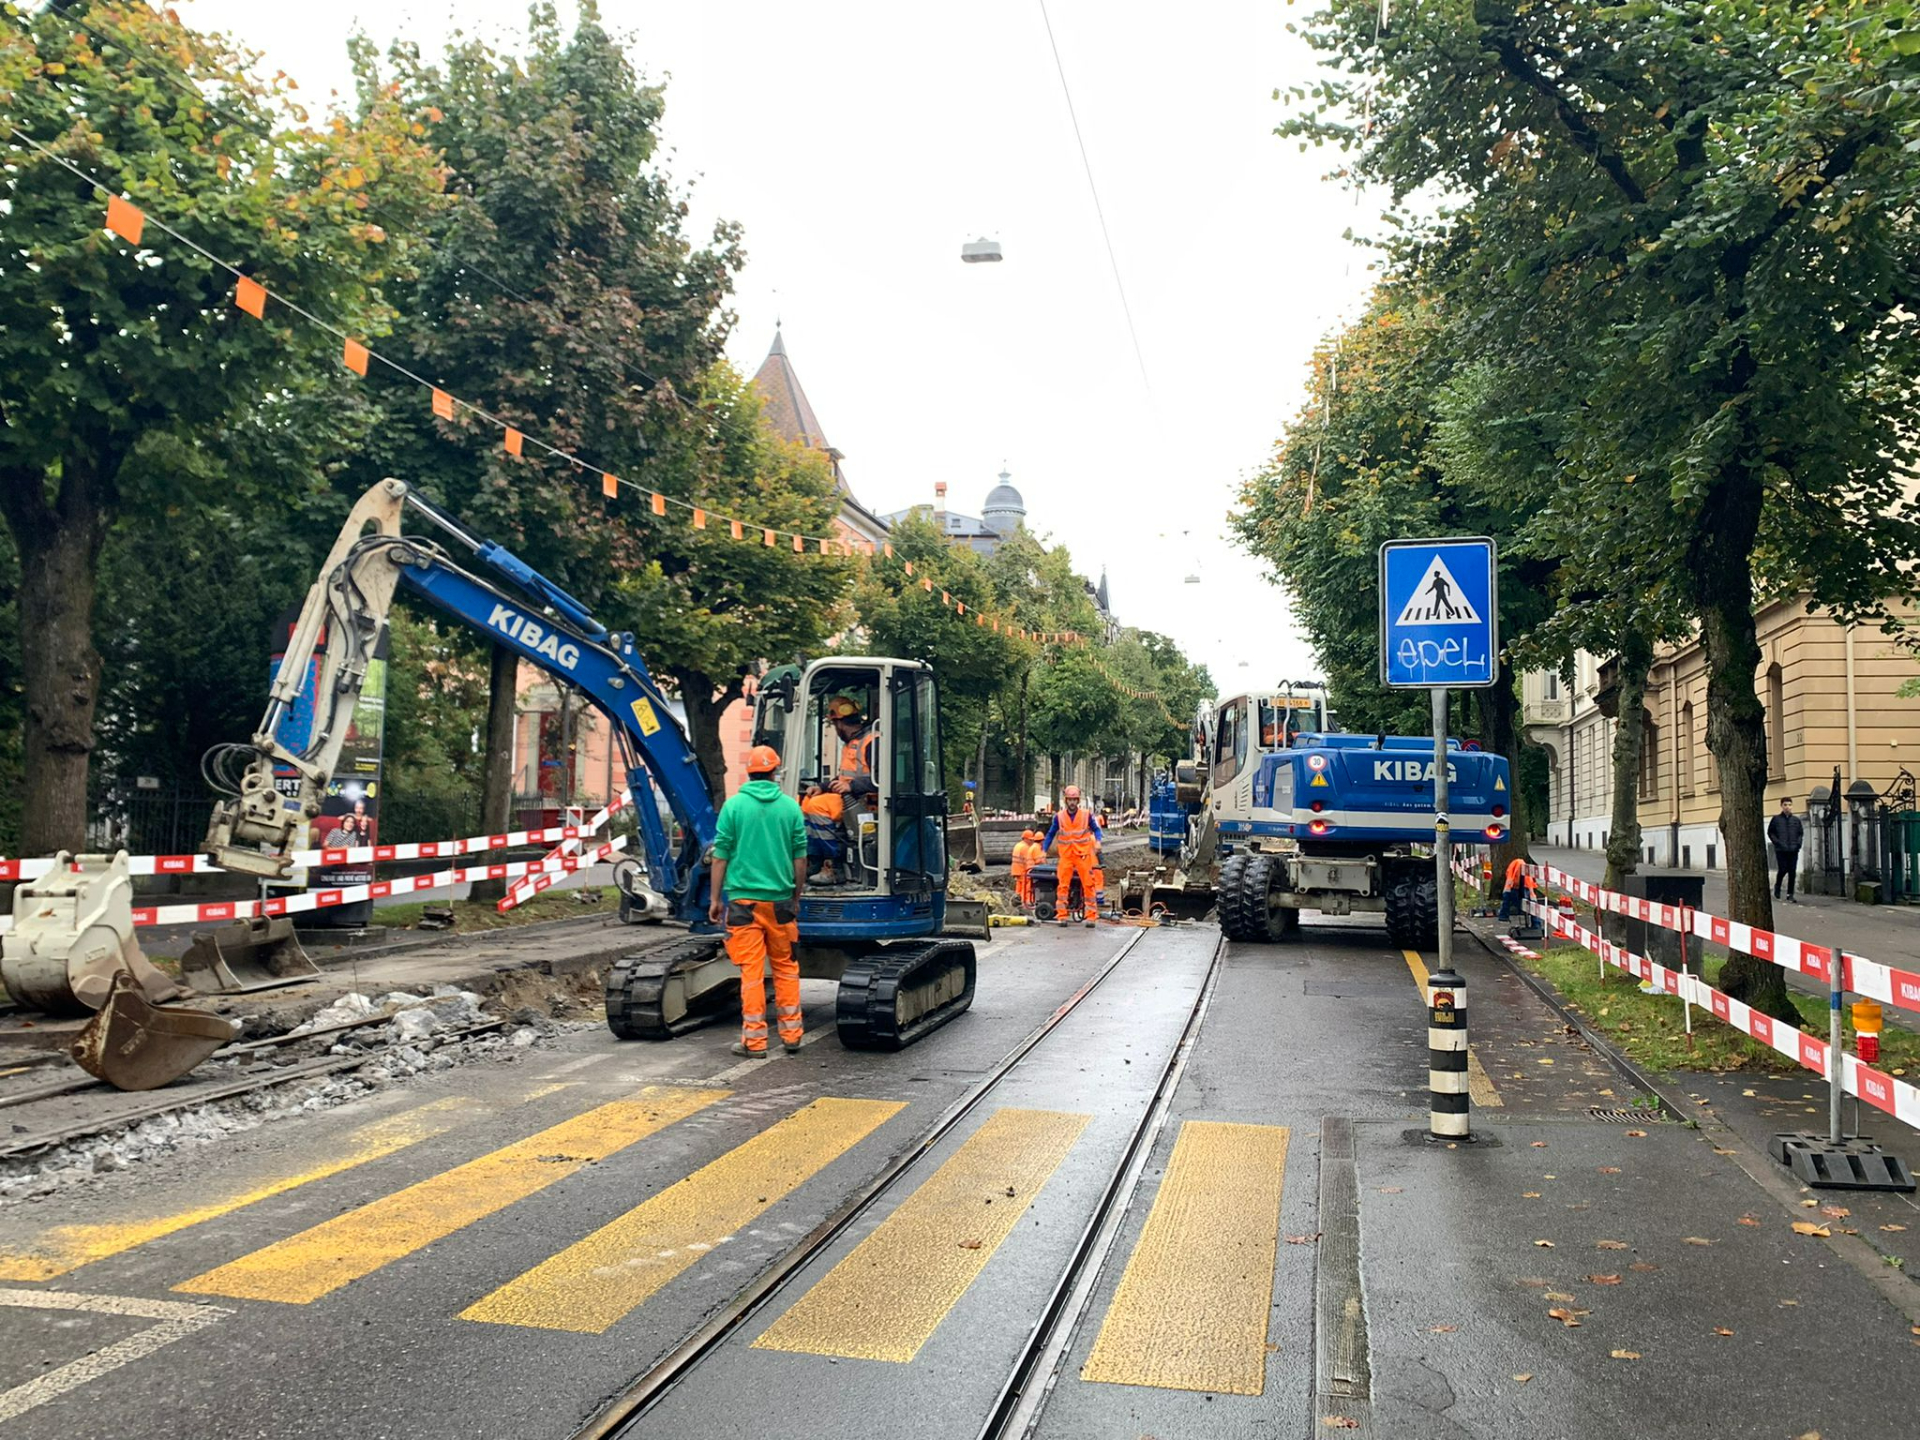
[{"x1": 497, "y1": 789, "x2": 632, "y2": 914}]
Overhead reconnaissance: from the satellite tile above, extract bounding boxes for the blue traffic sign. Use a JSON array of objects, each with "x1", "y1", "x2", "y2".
[{"x1": 1379, "y1": 537, "x2": 1498, "y2": 689}]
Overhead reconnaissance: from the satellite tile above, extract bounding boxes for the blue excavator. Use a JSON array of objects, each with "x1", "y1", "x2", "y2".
[{"x1": 199, "y1": 478, "x2": 979, "y2": 1052}]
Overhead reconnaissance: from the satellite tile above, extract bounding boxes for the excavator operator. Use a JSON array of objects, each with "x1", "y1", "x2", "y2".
[
  {"x1": 1042, "y1": 785, "x2": 1103, "y2": 928},
  {"x1": 825, "y1": 696, "x2": 877, "y2": 804}
]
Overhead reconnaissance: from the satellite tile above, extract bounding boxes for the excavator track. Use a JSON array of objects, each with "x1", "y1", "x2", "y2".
[
  {"x1": 835, "y1": 938, "x2": 977, "y2": 1051},
  {"x1": 605, "y1": 935, "x2": 734, "y2": 1040}
]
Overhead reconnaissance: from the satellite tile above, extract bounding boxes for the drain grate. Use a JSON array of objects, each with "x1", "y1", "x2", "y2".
[{"x1": 1588, "y1": 1106, "x2": 1668, "y2": 1124}]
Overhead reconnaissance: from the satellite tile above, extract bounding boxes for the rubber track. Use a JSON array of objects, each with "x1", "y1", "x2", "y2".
[
  {"x1": 605, "y1": 935, "x2": 727, "y2": 1040},
  {"x1": 836, "y1": 938, "x2": 977, "y2": 1051},
  {"x1": 1382, "y1": 864, "x2": 1439, "y2": 950}
]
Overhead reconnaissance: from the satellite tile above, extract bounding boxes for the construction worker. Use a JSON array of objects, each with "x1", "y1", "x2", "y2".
[
  {"x1": 825, "y1": 696, "x2": 877, "y2": 803},
  {"x1": 708, "y1": 745, "x2": 808, "y2": 1058},
  {"x1": 1010, "y1": 828, "x2": 1039, "y2": 909},
  {"x1": 1042, "y1": 785, "x2": 1103, "y2": 928},
  {"x1": 1498, "y1": 854, "x2": 1532, "y2": 922}
]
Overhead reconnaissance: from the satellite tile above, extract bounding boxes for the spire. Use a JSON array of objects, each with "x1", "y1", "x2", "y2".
[{"x1": 1097, "y1": 567, "x2": 1110, "y2": 612}]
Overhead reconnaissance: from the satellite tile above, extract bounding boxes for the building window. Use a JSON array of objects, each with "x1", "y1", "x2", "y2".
[
  {"x1": 1545, "y1": 673, "x2": 1560, "y2": 701},
  {"x1": 1639, "y1": 716, "x2": 1659, "y2": 801},
  {"x1": 1766, "y1": 664, "x2": 1786, "y2": 780},
  {"x1": 1680, "y1": 701, "x2": 1696, "y2": 797}
]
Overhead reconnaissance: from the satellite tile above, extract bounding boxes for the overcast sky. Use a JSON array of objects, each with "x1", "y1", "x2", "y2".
[{"x1": 179, "y1": 0, "x2": 1375, "y2": 693}]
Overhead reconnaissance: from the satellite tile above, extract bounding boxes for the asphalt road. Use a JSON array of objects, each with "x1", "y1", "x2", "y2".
[{"x1": 0, "y1": 916, "x2": 1916, "y2": 1439}]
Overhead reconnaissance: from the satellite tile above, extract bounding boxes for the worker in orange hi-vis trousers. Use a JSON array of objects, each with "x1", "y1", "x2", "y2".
[
  {"x1": 1010, "y1": 828, "x2": 1039, "y2": 909},
  {"x1": 708, "y1": 745, "x2": 809, "y2": 1058},
  {"x1": 1041, "y1": 786, "x2": 1104, "y2": 928}
]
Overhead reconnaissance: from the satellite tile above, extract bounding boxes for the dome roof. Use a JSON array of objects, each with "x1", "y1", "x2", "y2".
[{"x1": 983, "y1": 481, "x2": 1024, "y2": 514}]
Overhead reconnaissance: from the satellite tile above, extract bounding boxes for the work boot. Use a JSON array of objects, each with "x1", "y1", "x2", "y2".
[
  {"x1": 1055, "y1": 916, "x2": 1070, "y2": 927},
  {"x1": 730, "y1": 1042, "x2": 769, "y2": 1059},
  {"x1": 1083, "y1": 916, "x2": 1097, "y2": 928}
]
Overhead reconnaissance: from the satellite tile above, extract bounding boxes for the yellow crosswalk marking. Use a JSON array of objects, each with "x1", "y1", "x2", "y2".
[
  {"x1": 0, "y1": 1093, "x2": 520, "y2": 1282},
  {"x1": 753, "y1": 1107, "x2": 1089, "y2": 1362},
  {"x1": 174, "y1": 1085, "x2": 726, "y2": 1304},
  {"x1": 462, "y1": 1096, "x2": 903, "y2": 1334},
  {"x1": 1081, "y1": 1120, "x2": 1289, "y2": 1394}
]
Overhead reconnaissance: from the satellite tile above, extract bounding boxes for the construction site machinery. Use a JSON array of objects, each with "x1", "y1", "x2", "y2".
[
  {"x1": 199, "y1": 479, "x2": 976, "y2": 1052},
  {"x1": 1121, "y1": 685, "x2": 1509, "y2": 949}
]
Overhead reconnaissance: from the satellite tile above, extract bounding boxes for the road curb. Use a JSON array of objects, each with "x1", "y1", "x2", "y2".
[{"x1": 1462, "y1": 916, "x2": 1920, "y2": 1325}]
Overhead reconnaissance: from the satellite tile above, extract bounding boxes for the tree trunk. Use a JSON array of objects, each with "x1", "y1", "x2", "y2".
[
  {"x1": 672, "y1": 670, "x2": 744, "y2": 802},
  {"x1": 1693, "y1": 470, "x2": 1792, "y2": 1020},
  {"x1": 1048, "y1": 752, "x2": 1060, "y2": 810},
  {"x1": 468, "y1": 642, "x2": 521, "y2": 904},
  {"x1": 1603, "y1": 633, "x2": 1652, "y2": 893},
  {"x1": 1, "y1": 466, "x2": 113, "y2": 856},
  {"x1": 975, "y1": 703, "x2": 990, "y2": 805},
  {"x1": 1017, "y1": 672, "x2": 1031, "y2": 812},
  {"x1": 1476, "y1": 659, "x2": 1529, "y2": 879}
]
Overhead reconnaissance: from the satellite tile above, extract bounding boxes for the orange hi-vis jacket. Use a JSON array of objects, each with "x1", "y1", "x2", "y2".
[
  {"x1": 838, "y1": 729, "x2": 876, "y2": 794},
  {"x1": 1010, "y1": 839, "x2": 1036, "y2": 877},
  {"x1": 1503, "y1": 857, "x2": 1537, "y2": 892},
  {"x1": 1048, "y1": 806, "x2": 1099, "y2": 855}
]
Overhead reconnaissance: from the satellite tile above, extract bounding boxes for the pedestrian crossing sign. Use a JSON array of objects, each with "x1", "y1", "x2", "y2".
[{"x1": 1379, "y1": 536, "x2": 1498, "y2": 689}]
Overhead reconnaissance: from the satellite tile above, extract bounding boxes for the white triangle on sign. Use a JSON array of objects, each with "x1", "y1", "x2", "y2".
[{"x1": 1394, "y1": 554, "x2": 1482, "y2": 627}]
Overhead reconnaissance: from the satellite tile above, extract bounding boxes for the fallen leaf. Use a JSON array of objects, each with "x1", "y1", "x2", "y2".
[
  {"x1": 1683, "y1": 1236, "x2": 1714, "y2": 1246},
  {"x1": 1322, "y1": 1418, "x2": 1360, "y2": 1430},
  {"x1": 1796, "y1": 1432, "x2": 1821, "y2": 1440},
  {"x1": 1543, "y1": 1174, "x2": 1558, "y2": 1180},
  {"x1": 1534, "y1": 1239, "x2": 1556, "y2": 1248},
  {"x1": 1598, "y1": 1166, "x2": 1622, "y2": 1174},
  {"x1": 1547, "y1": 1307, "x2": 1586, "y2": 1327},
  {"x1": 1523, "y1": 1191, "x2": 1543, "y2": 1199},
  {"x1": 1791, "y1": 1222, "x2": 1831, "y2": 1238},
  {"x1": 1625, "y1": 1129, "x2": 1648, "y2": 1138},
  {"x1": 1512, "y1": 1373, "x2": 1533, "y2": 1383},
  {"x1": 1427, "y1": 1324, "x2": 1457, "y2": 1333},
  {"x1": 1780, "y1": 1299, "x2": 1800, "y2": 1307},
  {"x1": 1882, "y1": 1224, "x2": 1908, "y2": 1233},
  {"x1": 1610, "y1": 1349, "x2": 1642, "y2": 1360},
  {"x1": 1284, "y1": 1233, "x2": 1322, "y2": 1245},
  {"x1": 1596, "y1": 1240, "x2": 1630, "y2": 1250},
  {"x1": 1531, "y1": 1141, "x2": 1549, "y2": 1148},
  {"x1": 1378, "y1": 1186, "x2": 1404, "y2": 1194},
  {"x1": 1544, "y1": 1291, "x2": 1577, "y2": 1302},
  {"x1": 1820, "y1": 1205, "x2": 1851, "y2": 1219},
  {"x1": 1742, "y1": 1088, "x2": 1756, "y2": 1097},
  {"x1": 1713, "y1": 1147, "x2": 1738, "y2": 1155},
  {"x1": 1586, "y1": 1274, "x2": 1623, "y2": 1285},
  {"x1": 959, "y1": 1239, "x2": 983, "y2": 1250},
  {"x1": 1800, "y1": 1199, "x2": 1820, "y2": 1208},
  {"x1": 1713, "y1": 1327, "x2": 1734, "y2": 1337},
  {"x1": 1629, "y1": 1262, "x2": 1660, "y2": 1272}
]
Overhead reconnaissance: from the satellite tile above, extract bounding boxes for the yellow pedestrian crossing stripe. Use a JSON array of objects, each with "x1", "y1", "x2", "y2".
[
  {"x1": 1081, "y1": 1120, "x2": 1289, "y2": 1395},
  {"x1": 0, "y1": 1088, "x2": 570, "y2": 1283},
  {"x1": 461, "y1": 1096, "x2": 903, "y2": 1334},
  {"x1": 753, "y1": 1106, "x2": 1090, "y2": 1362},
  {"x1": 174, "y1": 1085, "x2": 728, "y2": 1304}
]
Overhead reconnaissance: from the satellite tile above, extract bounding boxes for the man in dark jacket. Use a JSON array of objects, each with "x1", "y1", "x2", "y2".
[{"x1": 1767, "y1": 797, "x2": 1804, "y2": 903}]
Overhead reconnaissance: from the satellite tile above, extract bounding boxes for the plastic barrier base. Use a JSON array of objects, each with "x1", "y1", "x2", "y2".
[{"x1": 1768, "y1": 1132, "x2": 1916, "y2": 1193}]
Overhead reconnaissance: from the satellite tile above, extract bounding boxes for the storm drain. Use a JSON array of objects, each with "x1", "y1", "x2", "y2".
[{"x1": 1587, "y1": 1106, "x2": 1669, "y2": 1124}]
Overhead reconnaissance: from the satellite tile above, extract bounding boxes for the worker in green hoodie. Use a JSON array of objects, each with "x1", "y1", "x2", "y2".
[{"x1": 708, "y1": 744, "x2": 810, "y2": 1057}]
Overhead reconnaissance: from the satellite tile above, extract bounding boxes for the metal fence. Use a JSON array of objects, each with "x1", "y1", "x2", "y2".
[{"x1": 84, "y1": 782, "x2": 213, "y2": 858}]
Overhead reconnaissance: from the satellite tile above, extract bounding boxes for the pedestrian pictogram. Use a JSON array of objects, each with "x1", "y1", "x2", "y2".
[{"x1": 1394, "y1": 555, "x2": 1482, "y2": 626}]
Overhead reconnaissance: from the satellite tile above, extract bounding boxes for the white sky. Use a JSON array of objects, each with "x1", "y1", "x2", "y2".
[{"x1": 179, "y1": 0, "x2": 1375, "y2": 692}]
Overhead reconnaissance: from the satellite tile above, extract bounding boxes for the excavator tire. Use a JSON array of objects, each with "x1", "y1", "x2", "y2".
[
  {"x1": 606, "y1": 935, "x2": 733, "y2": 1040},
  {"x1": 1383, "y1": 864, "x2": 1440, "y2": 951},
  {"x1": 1216, "y1": 852, "x2": 1257, "y2": 941},
  {"x1": 1242, "y1": 853, "x2": 1301, "y2": 943},
  {"x1": 836, "y1": 938, "x2": 976, "y2": 1051}
]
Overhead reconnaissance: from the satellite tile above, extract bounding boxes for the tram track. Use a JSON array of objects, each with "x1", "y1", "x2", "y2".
[{"x1": 571, "y1": 924, "x2": 1228, "y2": 1440}]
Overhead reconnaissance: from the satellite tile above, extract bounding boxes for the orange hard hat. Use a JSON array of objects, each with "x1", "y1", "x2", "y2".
[
  {"x1": 1022, "y1": 829, "x2": 1037, "y2": 841},
  {"x1": 1063, "y1": 785, "x2": 1081, "y2": 801},
  {"x1": 744, "y1": 744, "x2": 781, "y2": 775},
  {"x1": 827, "y1": 696, "x2": 863, "y2": 721}
]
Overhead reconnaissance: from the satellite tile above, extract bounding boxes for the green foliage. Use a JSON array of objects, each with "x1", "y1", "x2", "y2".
[{"x1": 381, "y1": 607, "x2": 490, "y2": 800}]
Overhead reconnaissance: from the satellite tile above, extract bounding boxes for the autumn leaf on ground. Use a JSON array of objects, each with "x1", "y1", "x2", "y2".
[
  {"x1": 1598, "y1": 1166, "x2": 1622, "y2": 1174},
  {"x1": 1378, "y1": 1186, "x2": 1404, "y2": 1194},
  {"x1": 1586, "y1": 1274, "x2": 1622, "y2": 1285},
  {"x1": 1533, "y1": 1239, "x2": 1556, "y2": 1248},
  {"x1": 1285, "y1": 1233, "x2": 1322, "y2": 1245},
  {"x1": 1882, "y1": 1224, "x2": 1908, "y2": 1233},
  {"x1": 1596, "y1": 1240, "x2": 1630, "y2": 1250},
  {"x1": 1737, "y1": 1215, "x2": 1762, "y2": 1227},
  {"x1": 1531, "y1": 1140, "x2": 1549, "y2": 1148},
  {"x1": 1547, "y1": 1307, "x2": 1586, "y2": 1327},
  {"x1": 1683, "y1": 1236, "x2": 1714, "y2": 1246},
  {"x1": 1791, "y1": 1222, "x2": 1831, "y2": 1238},
  {"x1": 1820, "y1": 1205, "x2": 1850, "y2": 1219},
  {"x1": 1322, "y1": 1418, "x2": 1360, "y2": 1429},
  {"x1": 1799, "y1": 1199, "x2": 1819, "y2": 1208},
  {"x1": 1544, "y1": 1291, "x2": 1577, "y2": 1302},
  {"x1": 1523, "y1": 1191, "x2": 1543, "y2": 1199},
  {"x1": 1610, "y1": 1349, "x2": 1642, "y2": 1360},
  {"x1": 1625, "y1": 1129, "x2": 1648, "y2": 1138},
  {"x1": 1713, "y1": 1327, "x2": 1734, "y2": 1337},
  {"x1": 1427, "y1": 1324, "x2": 1457, "y2": 1333},
  {"x1": 1713, "y1": 1147, "x2": 1738, "y2": 1155},
  {"x1": 1779, "y1": 1299, "x2": 1800, "y2": 1307},
  {"x1": 959, "y1": 1239, "x2": 984, "y2": 1249},
  {"x1": 1512, "y1": 1373, "x2": 1533, "y2": 1384}
]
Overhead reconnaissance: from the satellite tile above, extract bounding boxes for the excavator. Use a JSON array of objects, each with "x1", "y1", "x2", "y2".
[{"x1": 4, "y1": 478, "x2": 979, "y2": 1089}]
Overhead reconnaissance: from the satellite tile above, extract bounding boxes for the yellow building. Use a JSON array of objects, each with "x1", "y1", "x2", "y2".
[{"x1": 1522, "y1": 601, "x2": 1919, "y2": 872}]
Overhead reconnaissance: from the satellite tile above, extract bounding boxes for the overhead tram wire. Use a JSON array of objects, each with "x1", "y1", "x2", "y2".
[{"x1": 1035, "y1": 0, "x2": 1151, "y2": 393}]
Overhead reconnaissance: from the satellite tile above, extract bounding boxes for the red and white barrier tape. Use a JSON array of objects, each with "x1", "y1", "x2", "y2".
[
  {"x1": 497, "y1": 790, "x2": 631, "y2": 914},
  {"x1": 1533, "y1": 864, "x2": 1920, "y2": 1021},
  {"x1": 1522, "y1": 898, "x2": 1920, "y2": 1132},
  {"x1": 0, "y1": 838, "x2": 626, "y2": 936}
]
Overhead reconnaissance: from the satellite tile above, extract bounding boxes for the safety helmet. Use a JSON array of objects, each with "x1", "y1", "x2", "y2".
[
  {"x1": 744, "y1": 744, "x2": 781, "y2": 775},
  {"x1": 1063, "y1": 785, "x2": 1081, "y2": 801},
  {"x1": 827, "y1": 696, "x2": 864, "y2": 722},
  {"x1": 1021, "y1": 829, "x2": 1037, "y2": 841}
]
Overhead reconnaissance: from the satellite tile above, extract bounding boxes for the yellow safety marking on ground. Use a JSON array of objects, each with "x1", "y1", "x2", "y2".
[
  {"x1": 1401, "y1": 948, "x2": 1503, "y2": 1107},
  {"x1": 174, "y1": 1085, "x2": 727, "y2": 1304},
  {"x1": 1081, "y1": 1120, "x2": 1289, "y2": 1394},
  {"x1": 0, "y1": 1096, "x2": 492, "y2": 1283},
  {"x1": 753, "y1": 1106, "x2": 1091, "y2": 1362},
  {"x1": 461, "y1": 1096, "x2": 903, "y2": 1334}
]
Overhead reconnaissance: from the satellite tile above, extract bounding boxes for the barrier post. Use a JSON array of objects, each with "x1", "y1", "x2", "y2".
[
  {"x1": 1829, "y1": 950, "x2": 1846, "y2": 1146},
  {"x1": 1679, "y1": 904, "x2": 1693, "y2": 1050},
  {"x1": 1427, "y1": 966, "x2": 1469, "y2": 1139}
]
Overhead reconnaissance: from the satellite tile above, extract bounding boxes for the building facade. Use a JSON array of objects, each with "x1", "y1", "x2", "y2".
[{"x1": 1523, "y1": 600, "x2": 1920, "y2": 870}]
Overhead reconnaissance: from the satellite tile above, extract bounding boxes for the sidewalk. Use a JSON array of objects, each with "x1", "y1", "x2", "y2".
[{"x1": 1531, "y1": 844, "x2": 1920, "y2": 968}]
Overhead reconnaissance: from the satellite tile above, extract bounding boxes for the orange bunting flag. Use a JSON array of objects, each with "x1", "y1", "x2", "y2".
[
  {"x1": 884, "y1": 543, "x2": 894, "y2": 559},
  {"x1": 904, "y1": 561, "x2": 914, "y2": 577},
  {"x1": 648, "y1": 492, "x2": 666, "y2": 516},
  {"x1": 922, "y1": 577, "x2": 933, "y2": 592},
  {"x1": 504, "y1": 427, "x2": 523, "y2": 457},
  {"x1": 976, "y1": 613, "x2": 986, "y2": 627},
  {"x1": 234, "y1": 275, "x2": 267, "y2": 319},
  {"x1": 104, "y1": 194, "x2": 144, "y2": 244},
  {"x1": 941, "y1": 591, "x2": 951, "y2": 606},
  {"x1": 956, "y1": 601, "x2": 965, "y2": 615},
  {"x1": 730, "y1": 519, "x2": 744, "y2": 540},
  {"x1": 764, "y1": 528, "x2": 777, "y2": 547},
  {"x1": 602, "y1": 473, "x2": 618, "y2": 499},
  {"x1": 342, "y1": 338, "x2": 369, "y2": 376},
  {"x1": 693, "y1": 508, "x2": 707, "y2": 530},
  {"x1": 793, "y1": 534, "x2": 804, "y2": 553},
  {"x1": 992, "y1": 620, "x2": 1000, "y2": 633}
]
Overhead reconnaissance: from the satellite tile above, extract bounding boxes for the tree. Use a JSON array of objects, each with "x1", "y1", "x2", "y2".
[
  {"x1": 351, "y1": 4, "x2": 740, "y2": 888},
  {"x1": 1029, "y1": 649, "x2": 1122, "y2": 806},
  {"x1": 0, "y1": 1, "x2": 444, "y2": 852},
  {"x1": 1286, "y1": 4, "x2": 1920, "y2": 1016}
]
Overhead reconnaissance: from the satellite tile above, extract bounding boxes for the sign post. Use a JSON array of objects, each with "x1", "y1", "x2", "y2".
[{"x1": 1381, "y1": 538, "x2": 1498, "y2": 1138}]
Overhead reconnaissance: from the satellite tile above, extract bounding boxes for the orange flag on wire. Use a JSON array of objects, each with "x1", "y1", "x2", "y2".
[
  {"x1": 342, "y1": 339, "x2": 369, "y2": 376},
  {"x1": 234, "y1": 275, "x2": 267, "y2": 318},
  {"x1": 793, "y1": 534, "x2": 804, "y2": 553},
  {"x1": 430, "y1": 387, "x2": 454, "y2": 420},
  {"x1": 504, "y1": 427, "x2": 523, "y2": 457},
  {"x1": 104, "y1": 195, "x2": 144, "y2": 244},
  {"x1": 730, "y1": 519, "x2": 744, "y2": 540},
  {"x1": 763, "y1": 528, "x2": 776, "y2": 547},
  {"x1": 884, "y1": 543, "x2": 894, "y2": 559},
  {"x1": 922, "y1": 577, "x2": 933, "y2": 592},
  {"x1": 693, "y1": 508, "x2": 707, "y2": 530},
  {"x1": 602, "y1": 474, "x2": 618, "y2": 499},
  {"x1": 650, "y1": 492, "x2": 667, "y2": 516},
  {"x1": 904, "y1": 561, "x2": 914, "y2": 577}
]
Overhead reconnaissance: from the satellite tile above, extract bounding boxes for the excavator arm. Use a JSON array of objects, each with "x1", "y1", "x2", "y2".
[{"x1": 202, "y1": 478, "x2": 722, "y2": 922}]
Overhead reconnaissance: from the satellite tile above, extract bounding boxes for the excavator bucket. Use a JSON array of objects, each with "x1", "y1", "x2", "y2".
[
  {"x1": 69, "y1": 970, "x2": 236, "y2": 1091},
  {"x1": 941, "y1": 897, "x2": 993, "y2": 941},
  {"x1": 180, "y1": 916, "x2": 320, "y2": 995}
]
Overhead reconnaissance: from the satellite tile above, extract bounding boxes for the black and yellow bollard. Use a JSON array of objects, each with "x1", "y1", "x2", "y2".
[{"x1": 1427, "y1": 966, "x2": 1469, "y2": 1139}]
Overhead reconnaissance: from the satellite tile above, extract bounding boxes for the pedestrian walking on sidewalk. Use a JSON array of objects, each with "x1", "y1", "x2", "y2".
[
  {"x1": 709, "y1": 745, "x2": 809, "y2": 1057},
  {"x1": 1768, "y1": 796, "x2": 1804, "y2": 903}
]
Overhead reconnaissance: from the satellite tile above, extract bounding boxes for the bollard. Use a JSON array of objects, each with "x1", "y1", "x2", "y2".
[{"x1": 1427, "y1": 965, "x2": 1469, "y2": 1139}]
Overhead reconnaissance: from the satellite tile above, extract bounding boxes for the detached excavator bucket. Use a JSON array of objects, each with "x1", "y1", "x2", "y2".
[
  {"x1": 180, "y1": 916, "x2": 320, "y2": 995},
  {"x1": 942, "y1": 897, "x2": 993, "y2": 941},
  {"x1": 69, "y1": 970, "x2": 236, "y2": 1091}
]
